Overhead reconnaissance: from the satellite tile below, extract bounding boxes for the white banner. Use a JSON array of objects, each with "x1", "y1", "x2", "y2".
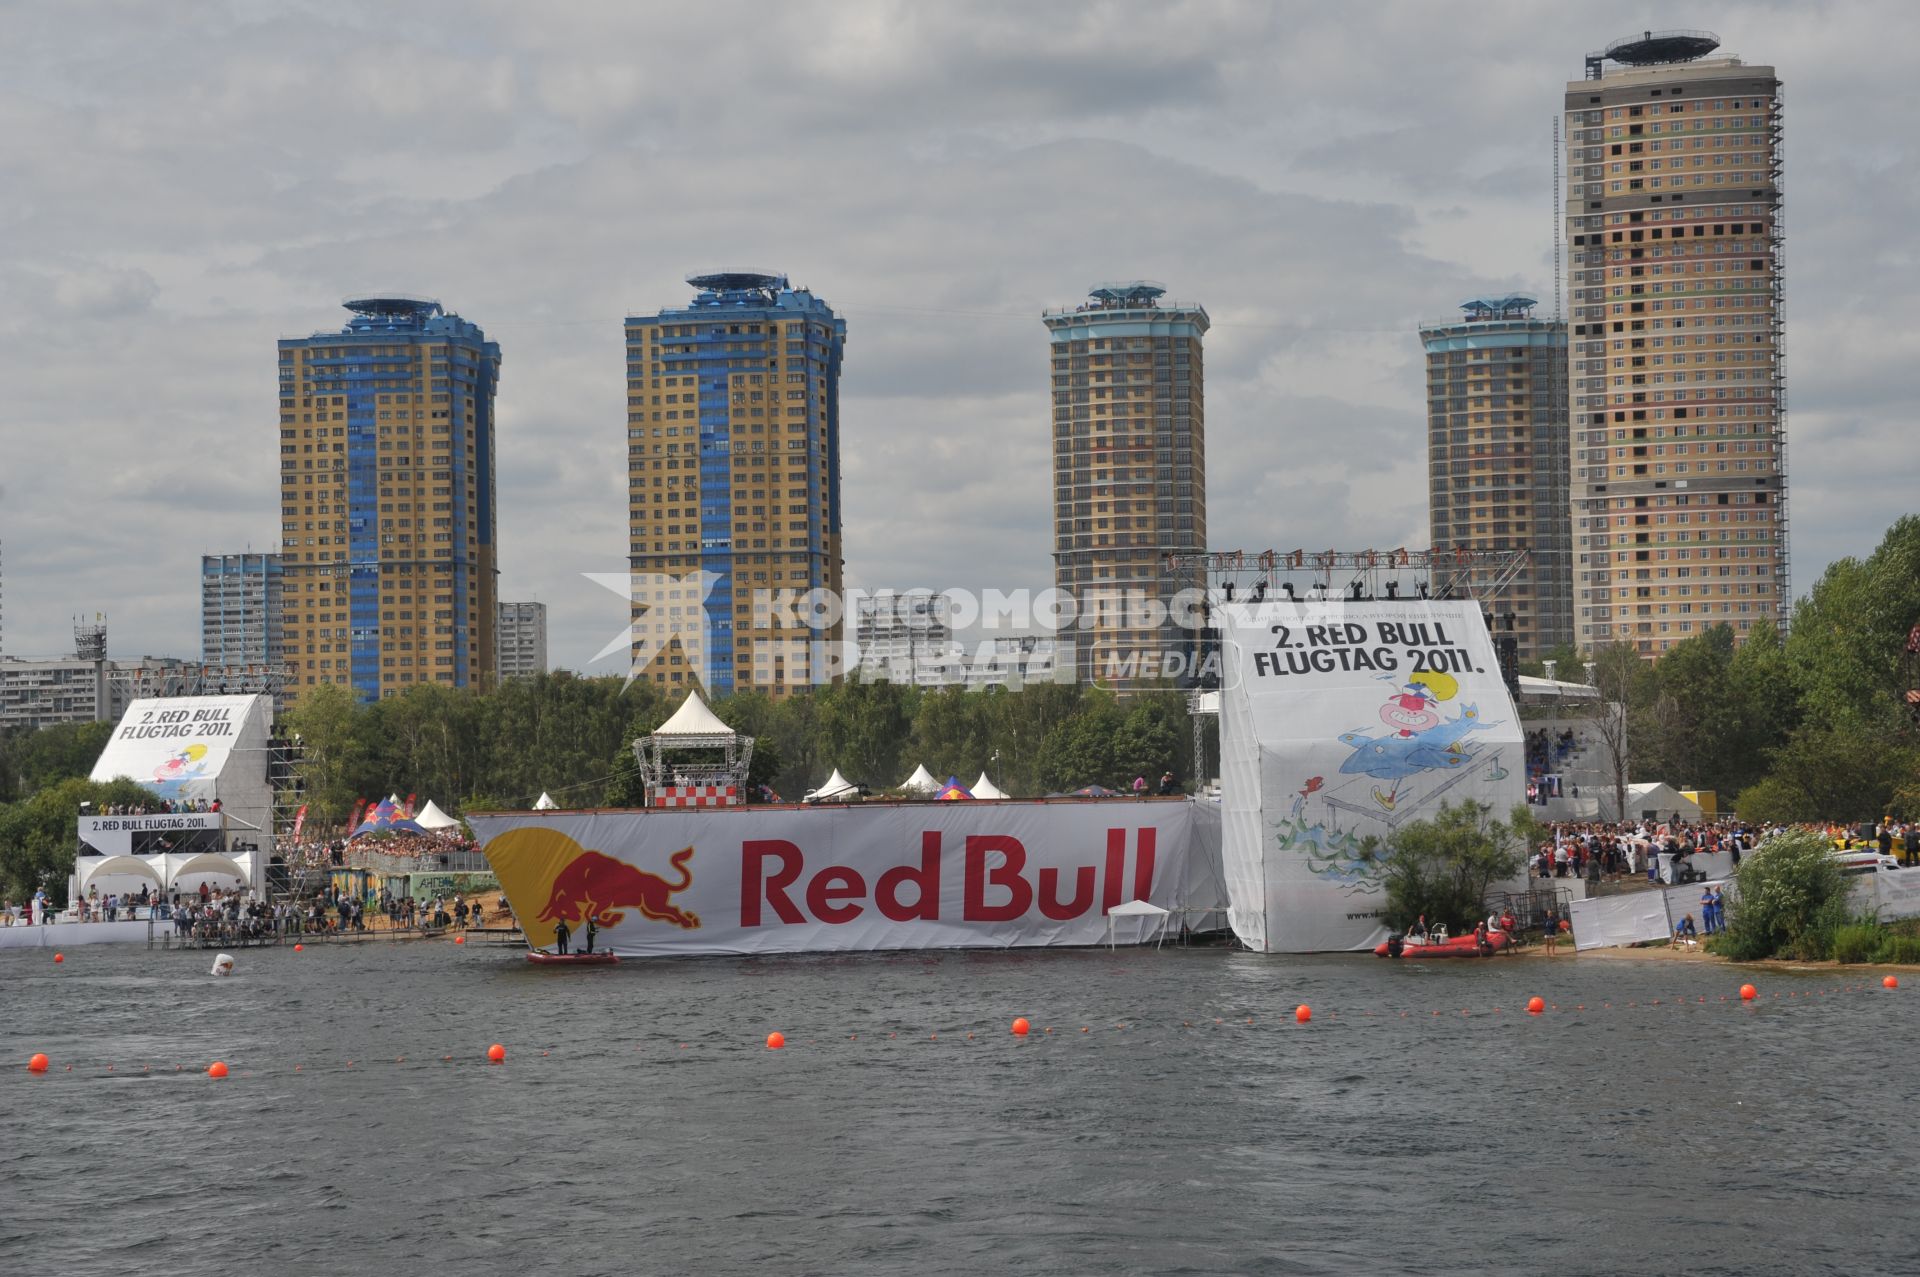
[
  {"x1": 89, "y1": 695, "x2": 264, "y2": 805},
  {"x1": 76, "y1": 811, "x2": 225, "y2": 858},
  {"x1": 1216, "y1": 600, "x2": 1526, "y2": 952},
  {"x1": 1855, "y1": 869, "x2": 1920, "y2": 924},
  {"x1": 79, "y1": 813, "x2": 222, "y2": 836},
  {"x1": 468, "y1": 800, "x2": 1218, "y2": 956}
]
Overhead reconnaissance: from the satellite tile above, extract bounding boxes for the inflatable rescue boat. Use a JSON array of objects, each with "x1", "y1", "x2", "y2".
[{"x1": 1373, "y1": 930, "x2": 1512, "y2": 958}]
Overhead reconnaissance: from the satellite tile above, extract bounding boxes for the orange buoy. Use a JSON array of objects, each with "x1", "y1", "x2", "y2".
[
  {"x1": 207, "y1": 1061, "x2": 229, "y2": 1078},
  {"x1": 28, "y1": 1053, "x2": 49, "y2": 1074},
  {"x1": 1884, "y1": 975, "x2": 1899, "y2": 989},
  {"x1": 1526, "y1": 996, "x2": 1545, "y2": 1015},
  {"x1": 294, "y1": 943, "x2": 304, "y2": 952},
  {"x1": 766, "y1": 1031, "x2": 786, "y2": 1050},
  {"x1": 454, "y1": 935, "x2": 466, "y2": 945},
  {"x1": 1080, "y1": 1026, "x2": 1089, "y2": 1034},
  {"x1": 53, "y1": 953, "x2": 64, "y2": 964},
  {"x1": 1011, "y1": 1017, "x2": 1031, "y2": 1036},
  {"x1": 1740, "y1": 984, "x2": 1757, "y2": 1001},
  {"x1": 1294, "y1": 1004, "x2": 1312, "y2": 1023},
  {"x1": 487, "y1": 1043, "x2": 506, "y2": 1063}
]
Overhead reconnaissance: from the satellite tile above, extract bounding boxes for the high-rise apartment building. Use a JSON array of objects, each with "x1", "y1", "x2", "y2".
[
  {"x1": 625, "y1": 273, "x2": 845, "y2": 698},
  {"x1": 497, "y1": 601, "x2": 548, "y2": 680},
  {"x1": 278, "y1": 298, "x2": 501, "y2": 702},
  {"x1": 854, "y1": 590, "x2": 957, "y2": 687},
  {"x1": 1565, "y1": 31, "x2": 1786, "y2": 656},
  {"x1": 1419, "y1": 297, "x2": 1573, "y2": 661},
  {"x1": 1043, "y1": 283, "x2": 1207, "y2": 690},
  {"x1": 201, "y1": 552, "x2": 283, "y2": 668}
]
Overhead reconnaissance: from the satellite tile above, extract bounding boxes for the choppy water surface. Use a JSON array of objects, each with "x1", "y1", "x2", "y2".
[{"x1": 2, "y1": 940, "x2": 1915, "y2": 1276}]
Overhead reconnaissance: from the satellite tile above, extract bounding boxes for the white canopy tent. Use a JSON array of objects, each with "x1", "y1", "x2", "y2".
[
  {"x1": 652, "y1": 691, "x2": 737, "y2": 739},
  {"x1": 414, "y1": 800, "x2": 460, "y2": 830},
  {"x1": 804, "y1": 768, "x2": 860, "y2": 804},
  {"x1": 899, "y1": 764, "x2": 940, "y2": 796},
  {"x1": 1621, "y1": 782, "x2": 1703, "y2": 825},
  {"x1": 1517, "y1": 674, "x2": 1601, "y2": 702},
  {"x1": 533, "y1": 792, "x2": 558, "y2": 811},
  {"x1": 77, "y1": 855, "x2": 164, "y2": 893},
  {"x1": 1106, "y1": 899, "x2": 1172, "y2": 950},
  {"x1": 971, "y1": 772, "x2": 1010, "y2": 800}
]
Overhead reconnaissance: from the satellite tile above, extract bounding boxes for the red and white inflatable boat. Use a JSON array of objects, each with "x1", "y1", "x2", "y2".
[{"x1": 1373, "y1": 930, "x2": 1512, "y2": 958}]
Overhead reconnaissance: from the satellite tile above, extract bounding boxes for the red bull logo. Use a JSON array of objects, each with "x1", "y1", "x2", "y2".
[
  {"x1": 485, "y1": 828, "x2": 701, "y2": 949},
  {"x1": 538, "y1": 847, "x2": 700, "y2": 931}
]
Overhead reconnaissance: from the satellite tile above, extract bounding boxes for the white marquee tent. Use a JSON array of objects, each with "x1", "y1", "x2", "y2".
[
  {"x1": 899, "y1": 764, "x2": 940, "y2": 796},
  {"x1": 971, "y1": 772, "x2": 1010, "y2": 800},
  {"x1": 414, "y1": 800, "x2": 460, "y2": 830},
  {"x1": 533, "y1": 792, "x2": 558, "y2": 811},
  {"x1": 1616, "y1": 782, "x2": 1703, "y2": 825},
  {"x1": 653, "y1": 691, "x2": 736, "y2": 738},
  {"x1": 805, "y1": 769, "x2": 860, "y2": 803}
]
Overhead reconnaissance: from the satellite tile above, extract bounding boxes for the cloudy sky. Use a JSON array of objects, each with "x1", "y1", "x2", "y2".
[{"x1": 2, "y1": 0, "x2": 1913, "y2": 671}]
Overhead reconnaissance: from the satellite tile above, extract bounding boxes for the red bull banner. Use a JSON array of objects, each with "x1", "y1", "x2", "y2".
[{"x1": 467, "y1": 801, "x2": 1223, "y2": 957}]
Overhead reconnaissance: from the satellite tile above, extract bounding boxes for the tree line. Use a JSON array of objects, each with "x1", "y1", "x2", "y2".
[
  {"x1": 278, "y1": 675, "x2": 1200, "y2": 829},
  {"x1": 1521, "y1": 514, "x2": 1920, "y2": 822}
]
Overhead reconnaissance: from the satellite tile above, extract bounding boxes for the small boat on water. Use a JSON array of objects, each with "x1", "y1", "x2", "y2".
[
  {"x1": 1373, "y1": 929, "x2": 1512, "y2": 959},
  {"x1": 526, "y1": 951, "x2": 620, "y2": 966}
]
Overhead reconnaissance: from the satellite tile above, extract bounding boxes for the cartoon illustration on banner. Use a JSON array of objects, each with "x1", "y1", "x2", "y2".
[{"x1": 1217, "y1": 601, "x2": 1525, "y2": 951}]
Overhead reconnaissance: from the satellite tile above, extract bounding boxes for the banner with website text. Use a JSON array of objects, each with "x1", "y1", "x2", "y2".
[
  {"x1": 469, "y1": 801, "x2": 1222, "y2": 957},
  {"x1": 1216, "y1": 600, "x2": 1526, "y2": 952}
]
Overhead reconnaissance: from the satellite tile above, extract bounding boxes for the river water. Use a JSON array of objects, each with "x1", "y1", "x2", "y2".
[{"x1": 2, "y1": 939, "x2": 1914, "y2": 1276}]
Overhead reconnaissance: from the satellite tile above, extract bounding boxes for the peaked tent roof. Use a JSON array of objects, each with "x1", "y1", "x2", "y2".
[
  {"x1": 971, "y1": 772, "x2": 1009, "y2": 800},
  {"x1": 805, "y1": 768, "x2": 859, "y2": 803},
  {"x1": 414, "y1": 799, "x2": 460, "y2": 830},
  {"x1": 533, "y1": 792, "x2": 558, "y2": 810},
  {"x1": 1108, "y1": 899, "x2": 1170, "y2": 917},
  {"x1": 652, "y1": 690, "x2": 736, "y2": 738},
  {"x1": 900, "y1": 764, "x2": 940, "y2": 795}
]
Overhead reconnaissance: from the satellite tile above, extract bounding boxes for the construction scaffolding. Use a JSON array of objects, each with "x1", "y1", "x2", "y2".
[{"x1": 1163, "y1": 547, "x2": 1531, "y2": 610}]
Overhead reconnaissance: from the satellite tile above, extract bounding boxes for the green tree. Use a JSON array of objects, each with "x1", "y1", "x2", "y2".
[
  {"x1": 1719, "y1": 827, "x2": 1847, "y2": 961},
  {"x1": 1379, "y1": 800, "x2": 1538, "y2": 935},
  {"x1": 0, "y1": 720, "x2": 116, "y2": 803},
  {"x1": 0, "y1": 776, "x2": 157, "y2": 905},
  {"x1": 1036, "y1": 689, "x2": 1124, "y2": 791},
  {"x1": 813, "y1": 679, "x2": 918, "y2": 787},
  {"x1": 1787, "y1": 516, "x2": 1920, "y2": 732},
  {"x1": 284, "y1": 682, "x2": 367, "y2": 825},
  {"x1": 1751, "y1": 724, "x2": 1919, "y2": 822},
  {"x1": 1112, "y1": 696, "x2": 1185, "y2": 786},
  {"x1": 1732, "y1": 775, "x2": 1813, "y2": 825}
]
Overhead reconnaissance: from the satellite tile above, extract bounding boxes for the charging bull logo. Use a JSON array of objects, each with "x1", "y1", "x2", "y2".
[
  {"x1": 539, "y1": 848, "x2": 700, "y2": 931},
  {"x1": 483, "y1": 827, "x2": 700, "y2": 950}
]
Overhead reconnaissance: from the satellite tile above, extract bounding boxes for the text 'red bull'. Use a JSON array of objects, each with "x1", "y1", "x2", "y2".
[
  {"x1": 740, "y1": 828, "x2": 1156, "y2": 926},
  {"x1": 540, "y1": 847, "x2": 701, "y2": 930}
]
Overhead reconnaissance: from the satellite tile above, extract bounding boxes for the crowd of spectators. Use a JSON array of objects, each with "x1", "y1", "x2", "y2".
[
  {"x1": 1536, "y1": 819, "x2": 1766, "y2": 885},
  {"x1": 281, "y1": 830, "x2": 480, "y2": 870},
  {"x1": 97, "y1": 799, "x2": 221, "y2": 816}
]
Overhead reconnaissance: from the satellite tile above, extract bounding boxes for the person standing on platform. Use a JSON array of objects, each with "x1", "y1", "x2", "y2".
[
  {"x1": 1543, "y1": 905, "x2": 1560, "y2": 955},
  {"x1": 553, "y1": 917, "x2": 571, "y2": 956},
  {"x1": 583, "y1": 916, "x2": 598, "y2": 955}
]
